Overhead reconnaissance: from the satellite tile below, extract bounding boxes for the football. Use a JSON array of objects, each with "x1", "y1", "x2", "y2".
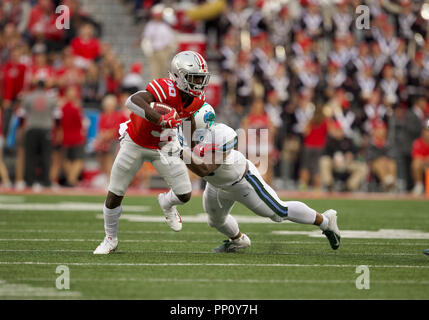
[{"x1": 150, "y1": 102, "x2": 179, "y2": 119}]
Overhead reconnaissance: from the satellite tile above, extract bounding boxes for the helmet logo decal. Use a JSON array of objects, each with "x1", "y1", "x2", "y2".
[{"x1": 194, "y1": 52, "x2": 206, "y2": 72}]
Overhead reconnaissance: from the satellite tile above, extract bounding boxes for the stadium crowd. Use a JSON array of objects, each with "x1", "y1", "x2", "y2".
[{"x1": 1, "y1": 0, "x2": 429, "y2": 195}]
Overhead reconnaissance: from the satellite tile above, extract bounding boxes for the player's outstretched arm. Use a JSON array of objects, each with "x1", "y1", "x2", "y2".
[{"x1": 181, "y1": 148, "x2": 220, "y2": 177}]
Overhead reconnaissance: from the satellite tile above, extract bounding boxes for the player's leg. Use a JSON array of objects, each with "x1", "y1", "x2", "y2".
[
  {"x1": 238, "y1": 161, "x2": 341, "y2": 249},
  {"x1": 152, "y1": 152, "x2": 192, "y2": 231},
  {"x1": 94, "y1": 135, "x2": 146, "y2": 254},
  {"x1": 203, "y1": 183, "x2": 250, "y2": 252}
]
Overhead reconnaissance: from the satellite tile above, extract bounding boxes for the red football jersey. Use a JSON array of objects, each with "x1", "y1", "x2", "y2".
[{"x1": 126, "y1": 78, "x2": 205, "y2": 149}]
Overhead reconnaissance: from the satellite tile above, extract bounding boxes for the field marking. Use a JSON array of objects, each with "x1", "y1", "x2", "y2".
[
  {"x1": 0, "y1": 238, "x2": 428, "y2": 246},
  {"x1": 272, "y1": 229, "x2": 429, "y2": 239},
  {"x1": 115, "y1": 213, "x2": 291, "y2": 224},
  {"x1": 0, "y1": 261, "x2": 428, "y2": 269},
  {"x1": 0, "y1": 229, "x2": 221, "y2": 235},
  {"x1": 13, "y1": 277, "x2": 429, "y2": 285},
  {"x1": 0, "y1": 279, "x2": 81, "y2": 298},
  {"x1": 0, "y1": 196, "x2": 25, "y2": 203},
  {"x1": 0, "y1": 202, "x2": 150, "y2": 212},
  {"x1": 0, "y1": 249, "x2": 420, "y2": 256}
]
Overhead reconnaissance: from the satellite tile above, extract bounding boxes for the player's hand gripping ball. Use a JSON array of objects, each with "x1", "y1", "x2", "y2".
[{"x1": 152, "y1": 102, "x2": 181, "y2": 128}]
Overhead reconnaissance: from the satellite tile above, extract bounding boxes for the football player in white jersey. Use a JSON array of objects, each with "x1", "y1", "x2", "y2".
[{"x1": 161, "y1": 104, "x2": 341, "y2": 252}]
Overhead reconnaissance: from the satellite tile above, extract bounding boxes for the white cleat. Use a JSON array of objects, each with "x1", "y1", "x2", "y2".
[
  {"x1": 158, "y1": 193, "x2": 182, "y2": 232},
  {"x1": 93, "y1": 236, "x2": 118, "y2": 254},
  {"x1": 213, "y1": 233, "x2": 251, "y2": 253},
  {"x1": 322, "y1": 209, "x2": 341, "y2": 250}
]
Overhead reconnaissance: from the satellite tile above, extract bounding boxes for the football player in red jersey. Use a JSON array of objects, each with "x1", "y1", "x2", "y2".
[{"x1": 94, "y1": 51, "x2": 210, "y2": 254}]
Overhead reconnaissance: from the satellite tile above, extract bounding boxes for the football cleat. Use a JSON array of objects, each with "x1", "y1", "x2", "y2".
[
  {"x1": 322, "y1": 209, "x2": 341, "y2": 250},
  {"x1": 158, "y1": 193, "x2": 182, "y2": 232},
  {"x1": 93, "y1": 236, "x2": 118, "y2": 254},
  {"x1": 423, "y1": 249, "x2": 429, "y2": 256},
  {"x1": 213, "y1": 233, "x2": 251, "y2": 253}
]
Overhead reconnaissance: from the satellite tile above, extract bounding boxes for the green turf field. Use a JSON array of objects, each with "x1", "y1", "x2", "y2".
[{"x1": 0, "y1": 194, "x2": 428, "y2": 300}]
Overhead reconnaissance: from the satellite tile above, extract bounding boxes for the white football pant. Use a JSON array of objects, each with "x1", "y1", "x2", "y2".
[
  {"x1": 203, "y1": 160, "x2": 317, "y2": 237},
  {"x1": 108, "y1": 133, "x2": 192, "y2": 196}
]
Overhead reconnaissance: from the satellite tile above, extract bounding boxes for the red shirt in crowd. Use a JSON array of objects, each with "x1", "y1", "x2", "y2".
[
  {"x1": 247, "y1": 113, "x2": 271, "y2": 129},
  {"x1": 71, "y1": 37, "x2": 101, "y2": 61},
  {"x1": 1, "y1": 60, "x2": 26, "y2": 101},
  {"x1": 98, "y1": 111, "x2": 126, "y2": 139},
  {"x1": 304, "y1": 120, "x2": 328, "y2": 149},
  {"x1": 61, "y1": 102, "x2": 85, "y2": 147},
  {"x1": 55, "y1": 66, "x2": 84, "y2": 96},
  {"x1": 29, "y1": 64, "x2": 55, "y2": 83},
  {"x1": 28, "y1": 4, "x2": 64, "y2": 40},
  {"x1": 412, "y1": 138, "x2": 429, "y2": 159}
]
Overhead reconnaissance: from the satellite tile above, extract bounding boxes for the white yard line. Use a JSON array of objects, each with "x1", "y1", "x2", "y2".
[
  {"x1": 0, "y1": 202, "x2": 150, "y2": 212},
  {"x1": 272, "y1": 229, "x2": 429, "y2": 240},
  {"x1": 0, "y1": 249, "x2": 420, "y2": 256},
  {"x1": 0, "y1": 261, "x2": 428, "y2": 269},
  {"x1": 0, "y1": 229, "x2": 220, "y2": 235},
  {"x1": 13, "y1": 277, "x2": 429, "y2": 285},
  {"x1": 0, "y1": 238, "x2": 427, "y2": 246},
  {"x1": 0, "y1": 279, "x2": 81, "y2": 298}
]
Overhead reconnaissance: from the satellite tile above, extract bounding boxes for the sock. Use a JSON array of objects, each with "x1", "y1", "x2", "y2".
[
  {"x1": 319, "y1": 214, "x2": 329, "y2": 231},
  {"x1": 103, "y1": 203, "x2": 122, "y2": 240},
  {"x1": 216, "y1": 214, "x2": 239, "y2": 239},
  {"x1": 162, "y1": 189, "x2": 184, "y2": 208},
  {"x1": 285, "y1": 201, "x2": 317, "y2": 225}
]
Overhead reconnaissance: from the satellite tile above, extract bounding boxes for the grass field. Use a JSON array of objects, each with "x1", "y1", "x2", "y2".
[{"x1": 0, "y1": 193, "x2": 428, "y2": 300}]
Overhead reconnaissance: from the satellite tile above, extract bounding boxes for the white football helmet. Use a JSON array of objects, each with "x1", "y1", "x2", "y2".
[
  {"x1": 193, "y1": 102, "x2": 216, "y2": 143},
  {"x1": 194, "y1": 103, "x2": 215, "y2": 129},
  {"x1": 169, "y1": 51, "x2": 210, "y2": 97}
]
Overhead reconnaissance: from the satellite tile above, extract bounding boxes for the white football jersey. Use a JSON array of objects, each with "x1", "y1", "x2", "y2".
[{"x1": 203, "y1": 149, "x2": 248, "y2": 188}]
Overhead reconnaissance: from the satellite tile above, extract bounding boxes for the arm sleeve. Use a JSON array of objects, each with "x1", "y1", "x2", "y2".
[{"x1": 125, "y1": 90, "x2": 147, "y2": 119}]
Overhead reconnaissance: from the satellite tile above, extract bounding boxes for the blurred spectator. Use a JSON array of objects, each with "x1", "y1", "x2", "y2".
[
  {"x1": 319, "y1": 121, "x2": 367, "y2": 192},
  {"x1": 298, "y1": 105, "x2": 328, "y2": 190},
  {"x1": 21, "y1": 80, "x2": 56, "y2": 189},
  {"x1": 81, "y1": 62, "x2": 104, "y2": 109},
  {"x1": 1, "y1": 0, "x2": 32, "y2": 34},
  {"x1": 28, "y1": 0, "x2": 65, "y2": 51},
  {"x1": 29, "y1": 49, "x2": 56, "y2": 88},
  {"x1": 366, "y1": 121, "x2": 397, "y2": 192},
  {"x1": 0, "y1": 107, "x2": 11, "y2": 188},
  {"x1": 122, "y1": 62, "x2": 144, "y2": 93},
  {"x1": 1, "y1": 47, "x2": 26, "y2": 110},
  {"x1": 140, "y1": 4, "x2": 174, "y2": 79},
  {"x1": 270, "y1": 6, "x2": 292, "y2": 48},
  {"x1": 94, "y1": 94, "x2": 120, "y2": 181},
  {"x1": 60, "y1": 86, "x2": 86, "y2": 187},
  {"x1": 56, "y1": 49, "x2": 85, "y2": 97},
  {"x1": 379, "y1": 64, "x2": 399, "y2": 107},
  {"x1": 234, "y1": 50, "x2": 255, "y2": 109},
  {"x1": 241, "y1": 98, "x2": 275, "y2": 183},
  {"x1": 411, "y1": 126, "x2": 429, "y2": 195},
  {"x1": 396, "y1": 96, "x2": 428, "y2": 190},
  {"x1": 331, "y1": 0, "x2": 353, "y2": 39},
  {"x1": 71, "y1": 23, "x2": 102, "y2": 69}
]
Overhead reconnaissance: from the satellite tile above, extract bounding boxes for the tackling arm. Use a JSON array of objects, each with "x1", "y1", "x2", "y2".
[
  {"x1": 181, "y1": 148, "x2": 221, "y2": 177},
  {"x1": 181, "y1": 114, "x2": 220, "y2": 177}
]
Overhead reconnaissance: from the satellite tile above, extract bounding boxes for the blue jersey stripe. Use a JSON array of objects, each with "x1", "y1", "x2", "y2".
[{"x1": 246, "y1": 173, "x2": 288, "y2": 215}]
